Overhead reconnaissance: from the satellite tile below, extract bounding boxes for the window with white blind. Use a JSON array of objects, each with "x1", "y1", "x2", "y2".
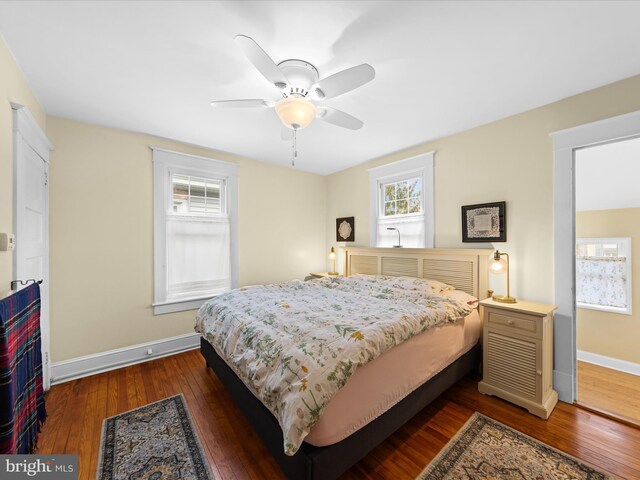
[
  {"x1": 575, "y1": 237, "x2": 632, "y2": 315},
  {"x1": 153, "y1": 148, "x2": 238, "y2": 315},
  {"x1": 369, "y1": 152, "x2": 434, "y2": 248}
]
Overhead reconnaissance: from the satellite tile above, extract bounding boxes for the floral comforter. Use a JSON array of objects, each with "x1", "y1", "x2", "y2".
[{"x1": 195, "y1": 275, "x2": 473, "y2": 455}]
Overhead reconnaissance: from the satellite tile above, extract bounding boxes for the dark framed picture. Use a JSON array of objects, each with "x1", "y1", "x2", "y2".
[
  {"x1": 461, "y1": 202, "x2": 506, "y2": 242},
  {"x1": 336, "y1": 216, "x2": 355, "y2": 242}
]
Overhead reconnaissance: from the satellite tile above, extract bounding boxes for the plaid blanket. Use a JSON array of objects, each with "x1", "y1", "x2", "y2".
[{"x1": 0, "y1": 284, "x2": 47, "y2": 454}]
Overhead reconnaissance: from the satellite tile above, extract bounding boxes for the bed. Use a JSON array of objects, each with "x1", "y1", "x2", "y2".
[{"x1": 197, "y1": 247, "x2": 492, "y2": 479}]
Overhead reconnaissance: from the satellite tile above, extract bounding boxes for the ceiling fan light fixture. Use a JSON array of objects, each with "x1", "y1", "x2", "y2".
[{"x1": 275, "y1": 96, "x2": 317, "y2": 130}]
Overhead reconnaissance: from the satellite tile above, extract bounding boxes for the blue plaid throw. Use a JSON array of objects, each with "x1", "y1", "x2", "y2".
[{"x1": 0, "y1": 284, "x2": 47, "y2": 453}]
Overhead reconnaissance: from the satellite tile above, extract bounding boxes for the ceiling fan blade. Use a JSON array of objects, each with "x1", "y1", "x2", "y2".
[
  {"x1": 281, "y1": 126, "x2": 293, "y2": 140},
  {"x1": 210, "y1": 99, "x2": 274, "y2": 108},
  {"x1": 318, "y1": 107, "x2": 364, "y2": 130},
  {"x1": 235, "y1": 34, "x2": 289, "y2": 88},
  {"x1": 312, "y1": 64, "x2": 375, "y2": 100}
]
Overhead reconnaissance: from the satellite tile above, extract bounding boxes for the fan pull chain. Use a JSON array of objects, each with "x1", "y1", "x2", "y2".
[{"x1": 291, "y1": 128, "x2": 298, "y2": 167}]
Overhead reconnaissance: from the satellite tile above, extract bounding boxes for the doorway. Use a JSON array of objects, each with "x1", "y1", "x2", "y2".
[
  {"x1": 552, "y1": 109, "x2": 640, "y2": 405},
  {"x1": 574, "y1": 138, "x2": 640, "y2": 425},
  {"x1": 12, "y1": 104, "x2": 52, "y2": 390}
]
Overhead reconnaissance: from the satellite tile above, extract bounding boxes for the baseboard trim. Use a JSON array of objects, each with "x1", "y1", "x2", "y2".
[
  {"x1": 577, "y1": 350, "x2": 640, "y2": 377},
  {"x1": 50, "y1": 332, "x2": 200, "y2": 385}
]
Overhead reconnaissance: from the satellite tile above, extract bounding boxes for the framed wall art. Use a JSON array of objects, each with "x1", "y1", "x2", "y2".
[
  {"x1": 461, "y1": 201, "x2": 506, "y2": 242},
  {"x1": 336, "y1": 216, "x2": 355, "y2": 242}
]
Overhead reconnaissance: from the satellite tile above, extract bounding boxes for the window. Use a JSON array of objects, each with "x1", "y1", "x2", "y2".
[
  {"x1": 575, "y1": 237, "x2": 632, "y2": 315},
  {"x1": 171, "y1": 174, "x2": 223, "y2": 215},
  {"x1": 153, "y1": 148, "x2": 238, "y2": 315},
  {"x1": 369, "y1": 152, "x2": 434, "y2": 248},
  {"x1": 382, "y1": 176, "x2": 422, "y2": 217}
]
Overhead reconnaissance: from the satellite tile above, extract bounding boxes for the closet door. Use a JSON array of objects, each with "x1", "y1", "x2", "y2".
[{"x1": 13, "y1": 105, "x2": 52, "y2": 390}]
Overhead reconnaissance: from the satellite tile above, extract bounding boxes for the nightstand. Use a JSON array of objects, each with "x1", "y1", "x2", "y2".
[
  {"x1": 478, "y1": 298, "x2": 558, "y2": 419},
  {"x1": 308, "y1": 272, "x2": 341, "y2": 279}
]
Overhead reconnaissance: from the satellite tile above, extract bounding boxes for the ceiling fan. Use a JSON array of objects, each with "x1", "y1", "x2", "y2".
[{"x1": 211, "y1": 35, "x2": 375, "y2": 140}]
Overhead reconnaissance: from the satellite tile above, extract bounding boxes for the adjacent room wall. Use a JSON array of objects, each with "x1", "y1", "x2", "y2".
[
  {"x1": 0, "y1": 36, "x2": 46, "y2": 297},
  {"x1": 326, "y1": 74, "x2": 640, "y2": 304},
  {"x1": 576, "y1": 208, "x2": 640, "y2": 365},
  {"x1": 46, "y1": 116, "x2": 326, "y2": 361}
]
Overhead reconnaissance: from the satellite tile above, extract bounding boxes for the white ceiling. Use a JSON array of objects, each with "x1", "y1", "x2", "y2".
[
  {"x1": 576, "y1": 136, "x2": 640, "y2": 212},
  {"x1": 2, "y1": 1, "x2": 640, "y2": 175}
]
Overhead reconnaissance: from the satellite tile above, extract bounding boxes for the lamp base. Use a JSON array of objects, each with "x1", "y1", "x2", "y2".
[
  {"x1": 393, "y1": 245, "x2": 403, "y2": 248},
  {"x1": 492, "y1": 295, "x2": 517, "y2": 304}
]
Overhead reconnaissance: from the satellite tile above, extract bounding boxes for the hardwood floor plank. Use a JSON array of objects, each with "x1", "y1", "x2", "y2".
[
  {"x1": 76, "y1": 375, "x2": 101, "y2": 480},
  {"x1": 105, "y1": 369, "x2": 120, "y2": 417},
  {"x1": 139, "y1": 361, "x2": 159, "y2": 404},
  {"x1": 37, "y1": 350, "x2": 640, "y2": 480},
  {"x1": 37, "y1": 380, "x2": 72, "y2": 453},
  {"x1": 49, "y1": 379, "x2": 87, "y2": 456},
  {"x1": 61, "y1": 379, "x2": 90, "y2": 459}
]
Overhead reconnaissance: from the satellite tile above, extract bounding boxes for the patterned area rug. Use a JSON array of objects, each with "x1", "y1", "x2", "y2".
[
  {"x1": 417, "y1": 412, "x2": 613, "y2": 479},
  {"x1": 97, "y1": 394, "x2": 213, "y2": 480}
]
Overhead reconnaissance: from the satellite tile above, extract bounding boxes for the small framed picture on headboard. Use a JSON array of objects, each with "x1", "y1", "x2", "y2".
[
  {"x1": 461, "y1": 201, "x2": 506, "y2": 242},
  {"x1": 336, "y1": 217, "x2": 355, "y2": 242}
]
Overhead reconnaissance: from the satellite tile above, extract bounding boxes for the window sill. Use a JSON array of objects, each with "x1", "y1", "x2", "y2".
[
  {"x1": 153, "y1": 296, "x2": 213, "y2": 315},
  {"x1": 378, "y1": 213, "x2": 424, "y2": 221},
  {"x1": 577, "y1": 302, "x2": 632, "y2": 316}
]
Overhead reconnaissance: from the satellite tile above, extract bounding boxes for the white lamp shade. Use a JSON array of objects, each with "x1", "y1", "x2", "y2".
[{"x1": 275, "y1": 97, "x2": 316, "y2": 129}]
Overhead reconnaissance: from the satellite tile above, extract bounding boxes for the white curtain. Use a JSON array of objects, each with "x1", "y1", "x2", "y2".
[
  {"x1": 576, "y1": 256, "x2": 627, "y2": 308},
  {"x1": 166, "y1": 216, "x2": 230, "y2": 300}
]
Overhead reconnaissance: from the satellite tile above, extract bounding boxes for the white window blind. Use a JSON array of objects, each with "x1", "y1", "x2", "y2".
[
  {"x1": 153, "y1": 148, "x2": 238, "y2": 315},
  {"x1": 172, "y1": 174, "x2": 223, "y2": 215},
  {"x1": 575, "y1": 237, "x2": 632, "y2": 315},
  {"x1": 166, "y1": 206, "x2": 230, "y2": 301}
]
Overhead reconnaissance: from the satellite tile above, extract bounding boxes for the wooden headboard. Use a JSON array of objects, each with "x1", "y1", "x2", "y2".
[{"x1": 344, "y1": 247, "x2": 493, "y2": 299}]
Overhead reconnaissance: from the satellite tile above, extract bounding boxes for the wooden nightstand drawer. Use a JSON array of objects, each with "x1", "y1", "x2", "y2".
[{"x1": 487, "y1": 310, "x2": 540, "y2": 337}]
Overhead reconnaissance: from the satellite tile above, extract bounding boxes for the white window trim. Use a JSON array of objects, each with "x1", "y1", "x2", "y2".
[
  {"x1": 152, "y1": 147, "x2": 239, "y2": 315},
  {"x1": 576, "y1": 236, "x2": 632, "y2": 315},
  {"x1": 368, "y1": 152, "x2": 435, "y2": 247}
]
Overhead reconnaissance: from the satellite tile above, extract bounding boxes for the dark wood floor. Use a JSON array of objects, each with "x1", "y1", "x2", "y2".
[{"x1": 39, "y1": 349, "x2": 640, "y2": 480}]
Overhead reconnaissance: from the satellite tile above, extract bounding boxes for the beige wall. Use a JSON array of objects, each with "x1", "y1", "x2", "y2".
[
  {"x1": 46, "y1": 117, "x2": 326, "y2": 361},
  {"x1": 326, "y1": 75, "x2": 640, "y2": 304},
  {"x1": 576, "y1": 209, "x2": 640, "y2": 364},
  {"x1": 0, "y1": 37, "x2": 46, "y2": 297}
]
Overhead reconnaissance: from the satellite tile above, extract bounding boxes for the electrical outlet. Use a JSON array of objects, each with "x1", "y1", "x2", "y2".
[{"x1": 0, "y1": 233, "x2": 15, "y2": 251}]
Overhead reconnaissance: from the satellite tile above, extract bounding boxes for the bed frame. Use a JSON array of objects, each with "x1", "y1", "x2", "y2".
[
  {"x1": 344, "y1": 247, "x2": 491, "y2": 299},
  {"x1": 200, "y1": 247, "x2": 492, "y2": 480}
]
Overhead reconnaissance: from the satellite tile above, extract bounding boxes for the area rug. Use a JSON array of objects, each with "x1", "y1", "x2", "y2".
[
  {"x1": 97, "y1": 394, "x2": 214, "y2": 480},
  {"x1": 417, "y1": 412, "x2": 613, "y2": 479}
]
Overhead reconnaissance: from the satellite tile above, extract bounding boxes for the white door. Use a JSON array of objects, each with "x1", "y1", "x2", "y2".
[{"x1": 12, "y1": 105, "x2": 52, "y2": 390}]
